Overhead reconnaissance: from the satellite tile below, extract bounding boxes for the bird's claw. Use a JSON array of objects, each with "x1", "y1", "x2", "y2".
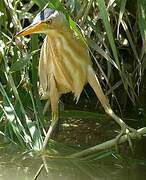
[{"x1": 115, "y1": 125, "x2": 140, "y2": 152}]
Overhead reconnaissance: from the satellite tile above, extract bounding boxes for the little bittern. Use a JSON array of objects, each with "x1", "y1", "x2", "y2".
[{"x1": 17, "y1": 8, "x2": 138, "y2": 150}]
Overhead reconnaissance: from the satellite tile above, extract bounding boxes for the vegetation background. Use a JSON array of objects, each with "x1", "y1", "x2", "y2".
[{"x1": 0, "y1": 0, "x2": 146, "y2": 151}]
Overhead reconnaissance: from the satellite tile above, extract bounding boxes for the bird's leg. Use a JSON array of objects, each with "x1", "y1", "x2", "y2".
[
  {"x1": 42, "y1": 76, "x2": 59, "y2": 150},
  {"x1": 42, "y1": 112, "x2": 58, "y2": 150},
  {"x1": 43, "y1": 99, "x2": 50, "y2": 115},
  {"x1": 87, "y1": 66, "x2": 140, "y2": 148}
]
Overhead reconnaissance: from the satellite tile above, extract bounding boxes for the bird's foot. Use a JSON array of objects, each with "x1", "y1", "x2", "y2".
[{"x1": 115, "y1": 124, "x2": 140, "y2": 152}]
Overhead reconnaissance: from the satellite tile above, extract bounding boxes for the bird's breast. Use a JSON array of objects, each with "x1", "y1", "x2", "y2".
[{"x1": 39, "y1": 31, "x2": 92, "y2": 101}]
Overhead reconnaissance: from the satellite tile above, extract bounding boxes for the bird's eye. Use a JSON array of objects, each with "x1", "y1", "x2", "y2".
[{"x1": 46, "y1": 19, "x2": 52, "y2": 24}]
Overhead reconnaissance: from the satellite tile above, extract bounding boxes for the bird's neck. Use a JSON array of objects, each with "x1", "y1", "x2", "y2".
[{"x1": 46, "y1": 27, "x2": 74, "y2": 40}]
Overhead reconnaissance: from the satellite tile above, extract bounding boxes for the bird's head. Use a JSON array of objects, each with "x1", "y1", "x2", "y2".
[{"x1": 17, "y1": 8, "x2": 68, "y2": 36}]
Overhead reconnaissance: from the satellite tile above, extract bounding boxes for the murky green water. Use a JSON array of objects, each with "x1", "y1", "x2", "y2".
[
  {"x1": 0, "y1": 144, "x2": 146, "y2": 180},
  {"x1": 0, "y1": 114, "x2": 146, "y2": 180}
]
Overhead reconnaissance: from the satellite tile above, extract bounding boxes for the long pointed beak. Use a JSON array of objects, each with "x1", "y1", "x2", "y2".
[{"x1": 16, "y1": 22, "x2": 43, "y2": 37}]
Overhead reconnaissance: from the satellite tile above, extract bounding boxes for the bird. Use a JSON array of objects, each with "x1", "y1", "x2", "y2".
[{"x1": 17, "y1": 7, "x2": 138, "y2": 150}]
